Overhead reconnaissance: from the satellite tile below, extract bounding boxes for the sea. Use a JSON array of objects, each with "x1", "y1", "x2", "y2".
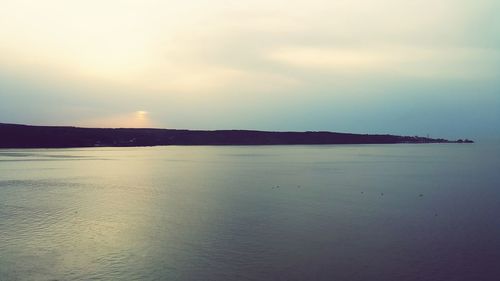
[{"x1": 1, "y1": 143, "x2": 499, "y2": 281}]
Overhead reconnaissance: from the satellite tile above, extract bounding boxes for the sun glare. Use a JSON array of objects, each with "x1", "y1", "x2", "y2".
[
  {"x1": 135, "y1": 111, "x2": 148, "y2": 120},
  {"x1": 78, "y1": 111, "x2": 153, "y2": 128}
]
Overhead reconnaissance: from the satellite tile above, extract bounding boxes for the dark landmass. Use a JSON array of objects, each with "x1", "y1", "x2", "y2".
[{"x1": 0, "y1": 123, "x2": 473, "y2": 148}]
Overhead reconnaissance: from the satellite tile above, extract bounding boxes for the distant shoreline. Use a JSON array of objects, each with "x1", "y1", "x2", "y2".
[{"x1": 0, "y1": 123, "x2": 473, "y2": 149}]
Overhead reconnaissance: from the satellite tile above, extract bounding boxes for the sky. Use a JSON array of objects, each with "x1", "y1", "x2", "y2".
[{"x1": 0, "y1": 0, "x2": 499, "y2": 140}]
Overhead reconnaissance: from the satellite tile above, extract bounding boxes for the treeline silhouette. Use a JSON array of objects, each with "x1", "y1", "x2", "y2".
[{"x1": 0, "y1": 123, "x2": 472, "y2": 148}]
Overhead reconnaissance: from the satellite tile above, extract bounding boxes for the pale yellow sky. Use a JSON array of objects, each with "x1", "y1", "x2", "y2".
[
  {"x1": 1, "y1": 0, "x2": 495, "y2": 86},
  {"x1": 0, "y1": 0, "x2": 499, "y2": 137}
]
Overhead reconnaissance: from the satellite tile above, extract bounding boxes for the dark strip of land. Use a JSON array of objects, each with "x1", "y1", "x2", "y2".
[{"x1": 0, "y1": 123, "x2": 472, "y2": 148}]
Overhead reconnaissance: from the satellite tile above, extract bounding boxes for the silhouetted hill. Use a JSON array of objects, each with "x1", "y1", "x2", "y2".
[{"x1": 0, "y1": 123, "x2": 472, "y2": 148}]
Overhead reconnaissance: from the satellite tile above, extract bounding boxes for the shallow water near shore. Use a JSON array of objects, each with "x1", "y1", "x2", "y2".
[{"x1": 1, "y1": 144, "x2": 499, "y2": 281}]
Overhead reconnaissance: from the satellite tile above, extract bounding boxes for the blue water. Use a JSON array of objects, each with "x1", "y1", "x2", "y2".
[{"x1": 1, "y1": 144, "x2": 499, "y2": 281}]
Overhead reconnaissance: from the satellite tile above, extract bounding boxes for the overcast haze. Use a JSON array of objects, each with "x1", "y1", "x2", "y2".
[{"x1": 1, "y1": 0, "x2": 499, "y2": 140}]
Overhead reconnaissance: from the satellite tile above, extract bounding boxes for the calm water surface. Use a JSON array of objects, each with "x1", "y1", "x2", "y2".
[{"x1": 1, "y1": 144, "x2": 499, "y2": 281}]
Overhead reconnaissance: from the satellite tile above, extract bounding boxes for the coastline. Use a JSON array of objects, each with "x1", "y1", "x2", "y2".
[{"x1": 0, "y1": 123, "x2": 473, "y2": 149}]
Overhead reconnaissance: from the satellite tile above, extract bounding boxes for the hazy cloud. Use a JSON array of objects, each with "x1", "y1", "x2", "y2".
[{"x1": 0, "y1": 0, "x2": 499, "y2": 138}]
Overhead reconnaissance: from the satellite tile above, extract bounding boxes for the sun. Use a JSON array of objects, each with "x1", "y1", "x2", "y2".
[{"x1": 135, "y1": 111, "x2": 148, "y2": 120}]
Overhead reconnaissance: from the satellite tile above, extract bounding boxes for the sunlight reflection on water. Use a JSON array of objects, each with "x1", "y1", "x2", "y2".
[{"x1": 1, "y1": 144, "x2": 499, "y2": 281}]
